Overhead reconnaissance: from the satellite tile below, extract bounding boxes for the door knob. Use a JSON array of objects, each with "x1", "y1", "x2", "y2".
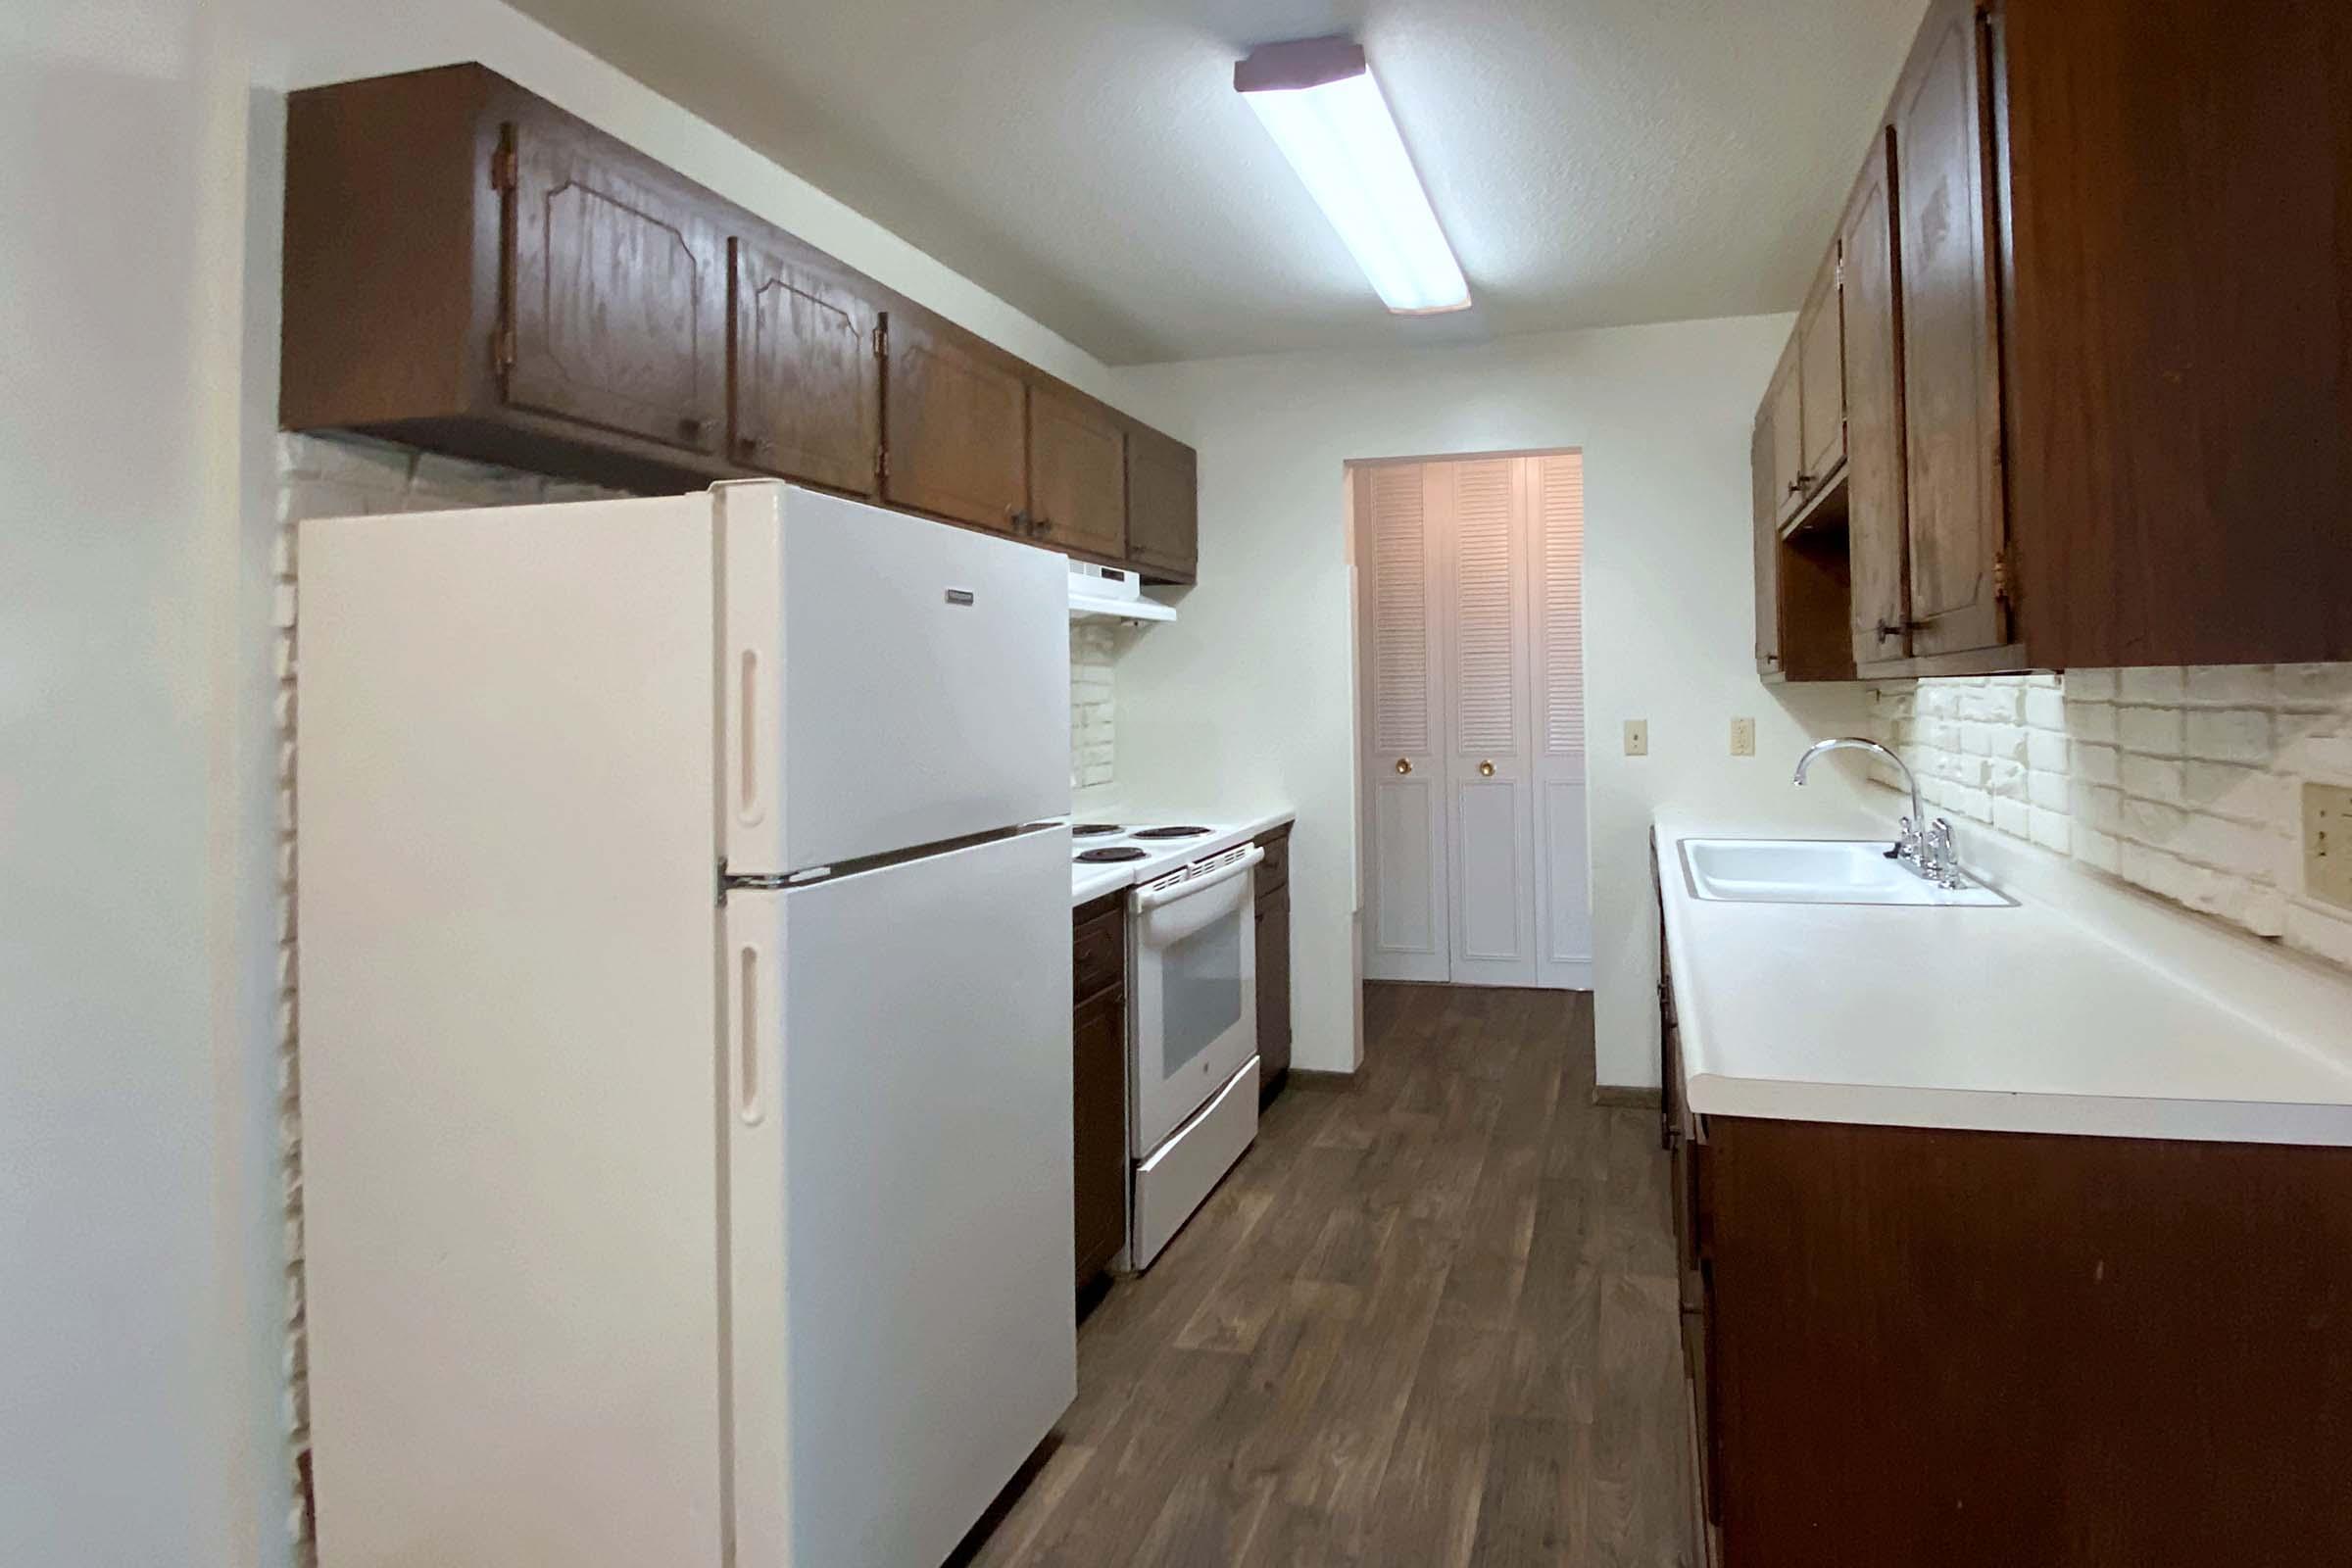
[
  {"x1": 1479, "y1": 760, "x2": 1496, "y2": 777},
  {"x1": 1395, "y1": 759, "x2": 1411, "y2": 775}
]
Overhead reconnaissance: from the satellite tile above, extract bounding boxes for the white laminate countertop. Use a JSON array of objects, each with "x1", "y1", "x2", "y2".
[
  {"x1": 1655, "y1": 797, "x2": 2352, "y2": 1147},
  {"x1": 1068, "y1": 808, "x2": 1297, "y2": 908}
]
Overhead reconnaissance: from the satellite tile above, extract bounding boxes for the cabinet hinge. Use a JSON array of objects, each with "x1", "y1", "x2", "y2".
[
  {"x1": 1992, "y1": 548, "x2": 2014, "y2": 606},
  {"x1": 875, "y1": 443, "x2": 890, "y2": 486},
  {"x1": 872, "y1": 320, "x2": 888, "y2": 360},
  {"x1": 490, "y1": 142, "x2": 517, "y2": 193},
  {"x1": 492, "y1": 323, "x2": 516, "y2": 379},
  {"x1": 1835, "y1": 256, "x2": 1845, "y2": 290}
]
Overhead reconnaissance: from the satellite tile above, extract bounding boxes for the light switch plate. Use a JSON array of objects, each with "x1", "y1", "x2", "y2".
[
  {"x1": 1624, "y1": 719, "x2": 1648, "y2": 758},
  {"x1": 1731, "y1": 717, "x2": 1756, "y2": 757},
  {"x1": 2305, "y1": 782, "x2": 2352, "y2": 911}
]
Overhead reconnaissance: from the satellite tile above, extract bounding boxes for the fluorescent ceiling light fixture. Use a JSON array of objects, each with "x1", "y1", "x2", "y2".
[{"x1": 1235, "y1": 36, "x2": 1469, "y2": 316}]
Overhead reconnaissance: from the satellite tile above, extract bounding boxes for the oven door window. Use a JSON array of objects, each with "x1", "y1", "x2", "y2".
[{"x1": 1158, "y1": 904, "x2": 1244, "y2": 1084}]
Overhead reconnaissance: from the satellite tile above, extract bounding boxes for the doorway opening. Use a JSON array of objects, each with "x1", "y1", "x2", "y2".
[{"x1": 1350, "y1": 451, "x2": 1592, "y2": 991}]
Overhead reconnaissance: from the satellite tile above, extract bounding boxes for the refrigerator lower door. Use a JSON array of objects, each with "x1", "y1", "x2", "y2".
[
  {"x1": 718, "y1": 481, "x2": 1072, "y2": 873},
  {"x1": 721, "y1": 826, "x2": 1074, "y2": 1568}
]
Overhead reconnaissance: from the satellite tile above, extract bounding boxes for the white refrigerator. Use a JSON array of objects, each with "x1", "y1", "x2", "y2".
[{"x1": 296, "y1": 481, "x2": 1075, "y2": 1568}]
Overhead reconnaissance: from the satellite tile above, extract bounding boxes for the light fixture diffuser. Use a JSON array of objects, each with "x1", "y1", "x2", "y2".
[{"x1": 1236, "y1": 36, "x2": 1469, "y2": 315}]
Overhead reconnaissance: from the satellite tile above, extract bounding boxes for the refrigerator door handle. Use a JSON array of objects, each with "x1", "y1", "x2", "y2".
[
  {"x1": 730, "y1": 645, "x2": 774, "y2": 835},
  {"x1": 729, "y1": 934, "x2": 779, "y2": 1126}
]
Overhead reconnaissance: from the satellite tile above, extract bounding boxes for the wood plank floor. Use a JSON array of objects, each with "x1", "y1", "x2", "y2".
[{"x1": 958, "y1": 983, "x2": 1694, "y2": 1568}]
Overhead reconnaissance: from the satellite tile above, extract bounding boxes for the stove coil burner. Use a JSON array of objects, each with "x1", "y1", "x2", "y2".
[
  {"x1": 1131, "y1": 825, "x2": 1211, "y2": 840},
  {"x1": 1076, "y1": 846, "x2": 1149, "y2": 863},
  {"x1": 1071, "y1": 823, "x2": 1124, "y2": 838}
]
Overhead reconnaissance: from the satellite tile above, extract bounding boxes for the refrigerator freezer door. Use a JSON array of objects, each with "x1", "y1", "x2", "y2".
[
  {"x1": 719, "y1": 482, "x2": 1072, "y2": 873},
  {"x1": 723, "y1": 826, "x2": 1075, "y2": 1568}
]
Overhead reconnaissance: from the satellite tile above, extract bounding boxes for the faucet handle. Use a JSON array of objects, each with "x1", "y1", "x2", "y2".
[{"x1": 1924, "y1": 818, "x2": 1963, "y2": 886}]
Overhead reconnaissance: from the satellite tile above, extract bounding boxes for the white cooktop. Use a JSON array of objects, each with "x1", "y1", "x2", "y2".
[{"x1": 1060, "y1": 811, "x2": 1295, "y2": 907}]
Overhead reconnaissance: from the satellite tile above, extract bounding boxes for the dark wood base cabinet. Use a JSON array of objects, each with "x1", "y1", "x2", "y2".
[
  {"x1": 1252, "y1": 825, "x2": 1293, "y2": 1104},
  {"x1": 1071, "y1": 892, "x2": 1127, "y2": 1290},
  {"x1": 1666, "y1": 1094, "x2": 2352, "y2": 1564}
]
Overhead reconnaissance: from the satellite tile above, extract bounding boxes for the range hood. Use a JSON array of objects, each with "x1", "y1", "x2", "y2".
[{"x1": 1068, "y1": 560, "x2": 1175, "y2": 624}]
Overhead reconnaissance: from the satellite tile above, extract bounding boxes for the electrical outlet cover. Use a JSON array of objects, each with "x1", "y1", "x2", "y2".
[
  {"x1": 2305, "y1": 782, "x2": 2352, "y2": 911},
  {"x1": 1731, "y1": 717, "x2": 1756, "y2": 757},
  {"x1": 1624, "y1": 719, "x2": 1648, "y2": 758}
]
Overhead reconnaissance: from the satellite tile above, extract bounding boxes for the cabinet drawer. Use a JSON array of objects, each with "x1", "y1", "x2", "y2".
[
  {"x1": 1073, "y1": 905, "x2": 1125, "y2": 1004},
  {"x1": 1253, "y1": 826, "x2": 1291, "y2": 895}
]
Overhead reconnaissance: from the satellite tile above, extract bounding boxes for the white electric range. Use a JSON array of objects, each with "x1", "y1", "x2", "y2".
[{"x1": 1054, "y1": 814, "x2": 1294, "y2": 1269}]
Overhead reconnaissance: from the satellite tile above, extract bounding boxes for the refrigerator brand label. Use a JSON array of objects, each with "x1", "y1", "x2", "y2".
[{"x1": 944, "y1": 588, "x2": 975, "y2": 606}]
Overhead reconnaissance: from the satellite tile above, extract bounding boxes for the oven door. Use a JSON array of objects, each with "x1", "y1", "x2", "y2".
[{"x1": 1129, "y1": 846, "x2": 1261, "y2": 1155}]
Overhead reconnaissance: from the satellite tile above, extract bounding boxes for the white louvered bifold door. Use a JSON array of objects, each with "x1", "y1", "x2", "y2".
[
  {"x1": 1356, "y1": 463, "x2": 1449, "y2": 982},
  {"x1": 1442, "y1": 459, "x2": 1538, "y2": 986},
  {"x1": 1528, "y1": 455, "x2": 1593, "y2": 989}
]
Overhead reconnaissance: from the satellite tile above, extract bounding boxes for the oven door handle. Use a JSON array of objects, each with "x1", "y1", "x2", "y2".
[{"x1": 1134, "y1": 845, "x2": 1263, "y2": 911}]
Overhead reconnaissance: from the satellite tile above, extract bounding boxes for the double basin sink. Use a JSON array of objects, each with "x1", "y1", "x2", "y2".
[{"x1": 1679, "y1": 838, "x2": 2015, "y2": 907}]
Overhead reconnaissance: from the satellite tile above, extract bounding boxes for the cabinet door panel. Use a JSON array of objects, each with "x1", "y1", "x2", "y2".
[
  {"x1": 1125, "y1": 426, "x2": 1198, "y2": 581},
  {"x1": 1797, "y1": 247, "x2": 1845, "y2": 486},
  {"x1": 1751, "y1": 416, "x2": 1782, "y2": 675},
  {"x1": 1841, "y1": 130, "x2": 1911, "y2": 665},
  {"x1": 1895, "y1": 0, "x2": 2007, "y2": 658},
  {"x1": 1071, "y1": 984, "x2": 1127, "y2": 1286},
  {"x1": 729, "y1": 238, "x2": 879, "y2": 494},
  {"x1": 1253, "y1": 884, "x2": 1291, "y2": 1092},
  {"x1": 1028, "y1": 384, "x2": 1126, "y2": 562},
  {"x1": 883, "y1": 315, "x2": 1027, "y2": 532},
  {"x1": 1767, "y1": 342, "x2": 1804, "y2": 524},
  {"x1": 505, "y1": 117, "x2": 725, "y2": 454}
]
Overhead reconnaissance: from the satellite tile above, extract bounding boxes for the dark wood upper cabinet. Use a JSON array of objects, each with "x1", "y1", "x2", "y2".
[
  {"x1": 1891, "y1": 0, "x2": 2008, "y2": 661},
  {"x1": 1124, "y1": 424, "x2": 1200, "y2": 584},
  {"x1": 1839, "y1": 129, "x2": 1911, "y2": 670},
  {"x1": 1795, "y1": 246, "x2": 1845, "y2": 490},
  {"x1": 1026, "y1": 382, "x2": 1126, "y2": 562},
  {"x1": 501, "y1": 111, "x2": 727, "y2": 457},
  {"x1": 881, "y1": 311, "x2": 1029, "y2": 534},
  {"x1": 1997, "y1": 0, "x2": 2352, "y2": 665},
  {"x1": 727, "y1": 236, "x2": 880, "y2": 494},
  {"x1": 282, "y1": 64, "x2": 1201, "y2": 582}
]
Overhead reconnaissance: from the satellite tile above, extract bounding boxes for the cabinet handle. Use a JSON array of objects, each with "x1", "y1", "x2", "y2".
[
  {"x1": 1479, "y1": 760, "x2": 1496, "y2": 777},
  {"x1": 1032, "y1": 514, "x2": 1055, "y2": 539},
  {"x1": 681, "y1": 416, "x2": 710, "y2": 441},
  {"x1": 1875, "y1": 617, "x2": 1905, "y2": 642},
  {"x1": 1786, "y1": 476, "x2": 1811, "y2": 494},
  {"x1": 1395, "y1": 759, "x2": 1412, "y2": 775},
  {"x1": 1004, "y1": 506, "x2": 1033, "y2": 536}
]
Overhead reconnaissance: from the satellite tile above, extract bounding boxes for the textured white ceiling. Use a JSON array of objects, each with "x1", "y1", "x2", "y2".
[{"x1": 502, "y1": 0, "x2": 1928, "y2": 365}]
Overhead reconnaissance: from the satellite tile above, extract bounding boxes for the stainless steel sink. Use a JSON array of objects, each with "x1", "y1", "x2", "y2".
[{"x1": 1679, "y1": 838, "x2": 2015, "y2": 906}]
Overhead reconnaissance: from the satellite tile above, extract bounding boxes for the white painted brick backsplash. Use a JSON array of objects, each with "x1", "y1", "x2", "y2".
[
  {"x1": 1867, "y1": 664, "x2": 2352, "y2": 977},
  {"x1": 270, "y1": 434, "x2": 628, "y2": 1566}
]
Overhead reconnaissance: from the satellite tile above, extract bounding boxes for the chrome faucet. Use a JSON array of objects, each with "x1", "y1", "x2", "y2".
[{"x1": 1791, "y1": 736, "x2": 1966, "y2": 888}]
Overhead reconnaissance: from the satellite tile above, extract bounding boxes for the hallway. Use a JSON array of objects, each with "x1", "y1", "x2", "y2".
[{"x1": 962, "y1": 983, "x2": 1692, "y2": 1567}]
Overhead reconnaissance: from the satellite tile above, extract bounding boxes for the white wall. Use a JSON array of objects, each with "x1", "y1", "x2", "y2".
[
  {"x1": 1, "y1": 5, "x2": 281, "y2": 1563},
  {"x1": 1105, "y1": 318, "x2": 1872, "y2": 1088}
]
